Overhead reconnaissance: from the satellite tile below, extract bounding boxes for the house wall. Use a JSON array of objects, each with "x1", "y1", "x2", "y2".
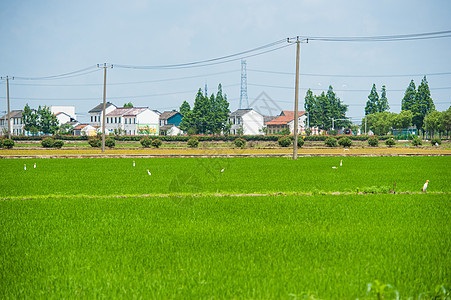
[
  {"x1": 89, "y1": 105, "x2": 116, "y2": 127},
  {"x1": 288, "y1": 115, "x2": 307, "y2": 134},
  {"x1": 56, "y1": 113, "x2": 71, "y2": 126},
  {"x1": 242, "y1": 110, "x2": 264, "y2": 135},
  {"x1": 0, "y1": 117, "x2": 25, "y2": 135},
  {"x1": 136, "y1": 110, "x2": 159, "y2": 135}
]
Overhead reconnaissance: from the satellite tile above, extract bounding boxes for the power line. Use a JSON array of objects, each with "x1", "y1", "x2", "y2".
[
  {"x1": 248, "y1": 83, "x2": 451, "y2": 92},
  {"x1": 248, "y1": 68, "x2": 451, "y2": 78},
  {"x1": 10, "y1": 70, "x2": 240, "y2": 87},
  {"x1": 296, "y1": 30, "x2": 451, "y2": 42},
  {"x1": 114, "y1": 40, "x2": 291, "y2": 69},
  {"x1": 14, "y1": 65, "x2": 99, "y2": 80}
]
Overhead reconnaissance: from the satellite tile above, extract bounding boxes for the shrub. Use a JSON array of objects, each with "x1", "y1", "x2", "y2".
[
  {"x1": 88, "y1": 137, "x2": 101, "y2": 148},
  {"x1": 329, "y1": 130, "x2": 338, "y2": 136},
  {"x1": 338, "y1": 137, "x2": 352, "y2": 147},
  {"x1": 297, "y1": 137, "x2": 305, "y2": 147},
  {"x1": 431, "y1": 138, "x2": 442, "y2": 146},
  {"x1": 53, "y1": 140, "x2": 64, "y2": 149},
  {"x1": 0, "y1": 139, "x2": 3, "y2": 148},
  {"x1": 151, "y1": 138, "x2": 162, "y2": 148},
  {"x1": 140, "y1": 137, "x2": 152, "y2": 148},
  {"x1": 368, "y1": 137, "x2": 379, "y2": 147},
  {"x1": 411, "y1": 136, "x2": 422, "y2": 147},
  {"x1": 385, "y1": 138, "x2": 396, "y2": 147},
  {"x1": 41, "y1": 137, "x2": 54, "y2": 148},
  {"x1": 234, "y1": 137, "x2": 246, "y2": 148},
  {"x1": 187, "y1": 137, "x2": 199, "y2": 148},
  {"x1": 2, "y1": 139, "x2": 14, "y2": 149},
  {"x1": 278, "y1": 136, "x2": 292, "y2": 147},
  {"x1": 325, "y1": 137, "x2": 337, "y2": 147},
  {"x1": 105, "y1": 137, "x2": 116, "y2": 148}
]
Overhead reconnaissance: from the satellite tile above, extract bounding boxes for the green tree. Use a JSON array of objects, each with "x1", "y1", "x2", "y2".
[
  {"x1": 365, "y1": 84, "x2": 379, "y2": 115},
  {"x1": 179, "y1": 101, "x2": 190, "y2": 116},
  {"x1": 378, "y1": 85, "x2": 390, "y2": 112},
  {"x1": 123, "y1": 102, "x2": 133, "y2": 108},
  {"x1": 364, "y1": 111, "x2": 395, "y2": 135},
  {"x1": 38, "y1": 106, "x2": 59, "y2": 134},
  {"x1": 304, "y1": 86, "x2": 350, "y2": 130},
  {"x1": 440, "y1": 107, "x2": 451, "y2": 138},
  {"x1": 401, "y1": 80, "x2": 416, "y2": 111},
  {"x1": 424, "y1": 110, "x2": 441, "y2": 138},
  {"x1": 391, "y1": 110, "x2": 413, "y2": 130},
  {"x1": 22, "y1": 104, "x2": 39, "y2": 134},
  {"x1": 414, "y1": 76, "x2": 435, "y2": 131}
]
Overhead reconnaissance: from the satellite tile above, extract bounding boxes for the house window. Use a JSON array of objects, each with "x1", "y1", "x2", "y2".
[
  {"x1": 107, "y1": 118, "x2": 109, "y2": 124},
  {"x1": 119, "y1": 118, "x2": 121, "y2": 123},
  {"x1": 114, "y1": 117, "x2": 117, "y2": 123},
  {"x1": 125, "y1": 119, "x2": 127, "y2": 124},
  {"x1": 134, "y1": 118, "x2": 136, "y2": 124}
]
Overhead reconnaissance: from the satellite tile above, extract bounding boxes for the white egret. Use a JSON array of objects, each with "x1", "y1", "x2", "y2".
[
  {"x1": 332, "y1": 166, "x2": 337, "y2": 169},
  {"x1": 422, "y1": 180, "x2": 429, "y2": 193},
  {"x1": 34, "y1": 163, "x2": 36, "y2": 168},
  {"x1": 340, "y1": 160, "x2": 343, "y2": 167},
  {"x1": 24, "y1": 164, "x2": 27, "y2": 170},
  {"x1": 147, "y1": 169, "x2": 151, "y2": 176},
  {"x1": 221, "y1": 168, "x2": 225, "y2": 173},
  {"x1": 133, "y1": 161, "x2": 135, "y2": 167}
]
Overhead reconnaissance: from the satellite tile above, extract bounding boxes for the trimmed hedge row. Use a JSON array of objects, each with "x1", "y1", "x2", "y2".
[{"x1": 10, "y1": 134, "x2": 398, "y2": 142}]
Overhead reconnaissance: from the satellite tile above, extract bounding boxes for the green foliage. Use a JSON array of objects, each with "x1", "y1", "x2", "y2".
[
  {"x1": 431, "y1": 138, "x2": 442, "y2": 146},
  {"x1": 234, "y1": 137, "x2": 246, "y2": 148},
  {"x1": 411, "y1": 136, "x2": 422, "y2": 147},
  {"x1": 325, "y1": 136, "x2": 337, "y2": 147},
  {"x1": 0, "y1": 139, "x2": 3, "y2": 148},
  {"x1": 151, "y1": 138, "x2": 162, "y2": 148},
  {"x1": 368, "y1": 137, "x2": 379, "y2": 147},
  {"x1": 278, "y1": 135, "x2": 292, "y2": 147},
  {"x1": 385, "y1": 138, "x2": 396, "y2": 147},
  {"x1": 364, "y1": 111, "x2": 395, "y2": 135},
  {"x1": 187, "y1": 137, "x2": 199, "y2": 148},
  {"x1": 304, "y1": 86, "x2": 350, "y2": 130},
  {"x1": 305, "y1": 128, "x2": 312, "y2": 136},
  {"x1": 424, "y1": 110, "x2": 442, "y2": 138},
  {"x1": 392, "y1": 110, "x2": 413, "y2": 129},
  {"x1": 88, "y1": 137, "x2": 101, "y2": 148},
  {"x1": 297, "y1": 137, "x2": 305, "y2": 147},
  {"x1": 338, "y1": 136, "x2": 352, "y2": 147},
  {"x1": 37, "y1": 105, "x2": 59, "y2": 135},
  {"x1": 57, "y1": 123, "x2": 74, "y2": 135},
  {"x1": 123, "y1": 102, "x2": 133, "y2": 108},
  {"x1": 365, "y1": 83, "x2": 379, "y2": 115},
  {"x1": 22, "y1": 104, "x2": 39, "y2": 134},
  {"x1": 2, "y1": 138, "x2": 14, "y2": 149},
  {"x1": 365, "y1": 280, "x2": 399, "y2": 300},
  {"x1": 329, "y1": 130, "x2": 338, "y2": 136},
  {"x1": 179, "y1": 84, "x2": 230, "y2": 134},
  {"x1": 402, "y1": 77, "x2": 435, "y2": 130},
  {"x1": 105, "y1": 137, "x2": 116, "y2": 148},
  {"x1": 402, "y1": 80, "x2": 416, "y2": 111},
  {"x1": 140, "y1": 137, "x2": 152, "y2": 148},
  {"x1": 179, "y1": 100, "x2": 190, "y2": 116},
  {"x1": 378, "y1": 85, "x2": 390, "y2": 112},
  {"x1": 41, "y1": 137, "x2": 55, "y2": 148},
  {"x1": 52, "y1": 140, "x2": 64, "y2": 149}
]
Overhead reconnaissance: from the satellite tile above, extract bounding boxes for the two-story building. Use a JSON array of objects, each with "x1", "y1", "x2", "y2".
[
  {"x1": 159, "y1": 110, "x2": 184, "y2": 135},
  {"x1": 0, "y1": 110, "x2": 25, "y2": 135},
  {"x1": 88, "y1": 102, "x2": 117, "y2": 127},
  {"x1": 266, "y1": 111, "x2": 307, "y2": 135},
  {"x1": 229, "y1": 108, "x2": 264, "y2": 135},
  {"x1": 104, "y1": 107, "x2": 160, "y2": 135}
]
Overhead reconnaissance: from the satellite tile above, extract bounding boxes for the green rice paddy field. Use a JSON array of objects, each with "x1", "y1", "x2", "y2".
[{"x1": 1, "y1": 157, "x2": 450, "y2": 298}]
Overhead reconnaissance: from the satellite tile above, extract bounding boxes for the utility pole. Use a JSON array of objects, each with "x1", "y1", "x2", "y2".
[
  {"x1": 97, "y1": 63, "x2": 113, "y2": 153},
  {"x1": 1, "y1": 76, "x2": 13, "y2": 139},
  {"x1": 288, "y1": 37, "x2": 301, "y2": 160}
]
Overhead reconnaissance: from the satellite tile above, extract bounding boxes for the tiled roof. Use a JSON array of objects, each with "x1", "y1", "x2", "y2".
[
  {"x1": 230, "y1": 109, "x2": 253, "y2": 117},
  {"x1": 106, "y1": 107, "x2": 134, "y2": 117},
  {"x1": 159, "y1": 110, "x2": 180, "y2": 120},
  {"x1": 88, "y1": 102, "x2": 116, "y2": 113},
  {"x1": 123, "y1": 107, "x2": 148, "y2": 117},
  {"x1": 280, "y1": 111, "x2": 306, "y2": 117},
  {"x1": 266, "y1": 115, "x2": 295, "y2": 126},
  {"x1": 74, "y1": 124, "x2": 88, "y2": 130},
  {"x1": 0, "y1": 110, "x2": 23, "y2": 119},
  {"x1": 264, "y1": 116, "x2": 278, "y2": 124}
]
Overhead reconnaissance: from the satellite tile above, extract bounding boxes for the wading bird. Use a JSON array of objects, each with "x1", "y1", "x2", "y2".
[
  {"x1": 340, "y1": 160, "x2": 343, "y2": 167},
  {"x1": 133, "y1": 161, "x2": 135, "y2": 167},
  {"x1": 34, "y1": 163, "x2": 36, "y2": 168},
  {"x1": 332, "y1": 166, "x2": 337, "y2": 169},
  {"x1": 221, "y1": 168, "x2": 225, "y2": 173},
  {"x1": 147, "y1": 169, "x2": 151, "y2": 176},
  {"x1": 24, "y1": 164, "x2": 26, "y2": 170},
  {"x1": 422, "y1": 180, "x2": 429, "y2": 193}
]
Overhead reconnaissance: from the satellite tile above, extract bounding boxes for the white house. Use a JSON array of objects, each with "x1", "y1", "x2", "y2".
[
  {"x1": 104, "y1": 107, "x2": 160, "y2": 135},
  {"x1": 73, "y1": 124, "x2": 97, "y2": 136},
  {"x1": 266, "y1": 111, "x2": 307, "y2": 135},
  {"x1": 229, "y1": 108, "x2": 264, "y2": 135},
  {"x1": 0, "y1": 110, "x2": 25, "y2": 135},
  {"x1": 51, "y1": 106, "x2": 76, "y2": 120},
  {"x1": 88, "y1": 102, "x2": 117, "y2": 127},
  {"x1": 54, "y1": 112, "x2": 77, "y2": 126}
]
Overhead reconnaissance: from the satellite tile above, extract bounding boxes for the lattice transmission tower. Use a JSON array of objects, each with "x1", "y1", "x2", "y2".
[{"x1": 239, "y1": 60, "x2": 249, "y2": 109}]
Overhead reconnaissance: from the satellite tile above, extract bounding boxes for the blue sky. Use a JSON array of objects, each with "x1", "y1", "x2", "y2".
[{"x1": 1, "y1": 0, "x2": 450, "y2": 123}]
